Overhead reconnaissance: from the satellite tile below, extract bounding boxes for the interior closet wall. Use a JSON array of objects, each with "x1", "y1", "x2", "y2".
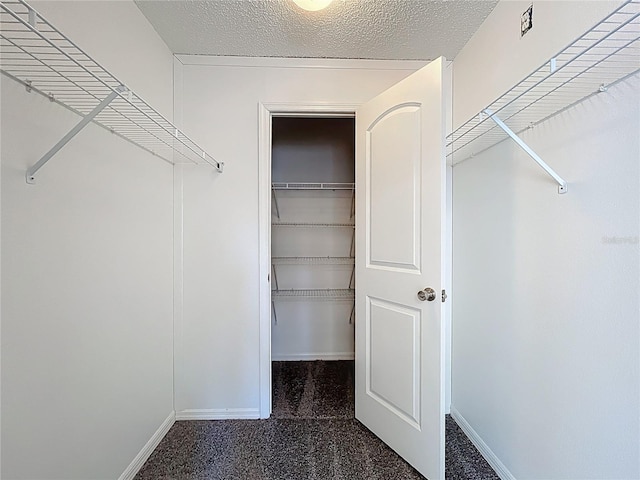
[
  {"x1": 1, "y1": 2, "x2": 175, "y2": 479},
  {"x1": 173, "y1": 56, "x2": 425, "y2": 418},
  {"x1": 451, "y1": 2, "x2": 639, "y2": 479},
  {"x1": 271, "y1": 117, "x2": 355, "y2": 360}
]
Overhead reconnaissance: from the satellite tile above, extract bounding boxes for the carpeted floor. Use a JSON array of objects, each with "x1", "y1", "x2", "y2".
[{"x1": 135, "y1": 361, "x2": 498, "y2": 480}]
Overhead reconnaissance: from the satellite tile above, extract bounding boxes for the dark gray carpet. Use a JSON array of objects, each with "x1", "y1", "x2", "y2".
[
  {"x1": 135, "y1": 361, "x2": 498, "y2": 480},
  {"x1": 272, "y1": 360, "x2": 354, "y2": 419}
]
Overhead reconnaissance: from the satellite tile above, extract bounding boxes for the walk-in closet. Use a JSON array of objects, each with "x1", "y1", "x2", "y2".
[
  {"x1": 2, "y1": 0, "x2": 639, "y2": 479},
  {"x1": 270, "y1": 116, "x2": 356, "y2": 362}
]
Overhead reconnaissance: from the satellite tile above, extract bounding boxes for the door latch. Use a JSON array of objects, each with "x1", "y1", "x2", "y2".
[{"x1": 442, "y1": 289, "x2": 447, "y2": 302}]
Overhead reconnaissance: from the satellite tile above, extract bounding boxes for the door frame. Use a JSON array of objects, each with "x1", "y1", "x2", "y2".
[
  {"x1": 258, "y1": 102, "x2": 359, "y2": 418},
  {"x1": 257, "y1": 101, "x2": 453, "y2": 420}
]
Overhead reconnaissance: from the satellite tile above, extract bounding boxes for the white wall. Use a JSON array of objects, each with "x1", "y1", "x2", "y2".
[
  {"x1": 272, "y1": 117, "x2": 355, "y2": 183},
  {"x1": 173, "y1": 56, "x2": 425, "y2": 418},
  {"x1": 1, "y1": 2, "x2": 175, "y2": 479},
  {"x1": 451, "y1": 2, "x2": 639, "y2": 479}
]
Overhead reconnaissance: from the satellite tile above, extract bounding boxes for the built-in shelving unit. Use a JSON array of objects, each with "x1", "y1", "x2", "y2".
[
  {"x1": 272, "y1": 182, "x2": 355, "y2": 219},
  {"x1": 272, "y1": 222, "x2": 355, "y2": 228},
  {"x1": 271, "y1": 182, "x2": 356, "y2": 325},
  {"x1": 272, "y1": 256, "x2": 354, "y2": 265},
  {"x1": 447, "y1": 0, "x2": 639, "y2": 193},
  {"x1": 272, "y1": 289, "x2": 355, "y2": 299},
  {"x1": 273, "y1": 182, "x2": 355, "y2": 190},
  {"x1": 0, "y1": 0, "x2": 223, "y2": 183}
]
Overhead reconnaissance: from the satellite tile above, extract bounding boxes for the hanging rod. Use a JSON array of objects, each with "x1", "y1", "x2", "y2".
[
  {"x1": 447, "y1": 0, "x2": 640, "y2": 186},
  {"x1": 0, "y1": 0, "x2": 224, "y2": 183}
]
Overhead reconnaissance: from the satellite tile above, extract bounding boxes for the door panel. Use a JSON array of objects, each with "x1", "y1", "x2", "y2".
[
  {"x1": 355, "y1": 57, "x2": 447, "y2": 480},
  {"x1": 368, "y1": 297, "x2": 421, "y2": 427},
  {"x1": 367, "y1": 104, "x2": 421, "y2": 271}
]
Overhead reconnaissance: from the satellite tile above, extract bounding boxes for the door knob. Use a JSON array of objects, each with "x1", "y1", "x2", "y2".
[{"x1": 417, "y1": 287, "x2": 436, "y2": 302}]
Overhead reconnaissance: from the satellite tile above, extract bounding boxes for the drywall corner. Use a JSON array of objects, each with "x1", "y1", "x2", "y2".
[
  {"x1": 118, "y1": 411, "x2": 175, "y2": 480},
  {"x1": 450, "y1": 407, "x2": 515, "y2": 480}
]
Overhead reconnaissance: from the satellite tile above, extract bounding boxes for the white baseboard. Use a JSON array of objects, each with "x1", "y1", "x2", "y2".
[
  {"x1": 175, "y1": 408, "x2": 261, "y2": 420},
  {"x1": 450, "y1": 406, "x2": 516, "y2": 480},
  {"x1": 118, "y1": 411, "x2": 175, "y2": 480},
  {"x1": 272, "y1": 352, "x2": 355, "y2": 361}
]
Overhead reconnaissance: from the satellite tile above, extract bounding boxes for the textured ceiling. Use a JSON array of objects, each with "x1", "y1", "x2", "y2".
[{"x1": 134, "y1": 0, "x2": 498, "y2": 60}]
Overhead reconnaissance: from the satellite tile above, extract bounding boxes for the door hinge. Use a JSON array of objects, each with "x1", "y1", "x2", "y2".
[{"x1": 442, "y1": 289, "x2": 447, "y2": 302}]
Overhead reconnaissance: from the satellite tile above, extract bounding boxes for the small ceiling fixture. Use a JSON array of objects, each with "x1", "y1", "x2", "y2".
[{"x1": 292, "y1": 0, "x2": 334, "y2": 12}]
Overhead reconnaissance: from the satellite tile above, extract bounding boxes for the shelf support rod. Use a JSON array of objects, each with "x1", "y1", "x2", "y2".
[
  {"x1": 26, "y1": 85, "x2": 126, "y2": 184},
  {"x1": 483, "y1": 109, "x2": 568, "y2": 194},
  {"x1": 272, "y1": 188, "x2": 281, "y2": 219},
  {"x1": 349, "y1": 228, "x2": 355, "y2": 257},
  {"x1": 271, "y1": 300, "x2": 278, "y2": 325},
  {"x1": 271, "y1": 264, "x2": 279, "y2": 290},
  {"x1": 350, "y1": 186, "x2": 355, "y2": 219}
]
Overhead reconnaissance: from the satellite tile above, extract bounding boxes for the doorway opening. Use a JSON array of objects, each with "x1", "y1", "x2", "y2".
[
  {"x1": 269, "y1": 115, "x2": 356, "y2": 418},
  {"x1": 258, "y1": 62, "x2": 456, "y2": 479}
]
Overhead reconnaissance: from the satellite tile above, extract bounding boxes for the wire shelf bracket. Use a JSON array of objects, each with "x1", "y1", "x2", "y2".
[
  {"x1": 26, "y1": 85, "x2": 125, "y2": 184},
  {"x1": 0, "y1": 0, "x2": 224, "y2": 184},
  {"x1": 483, "y1": 108, "x2": 568, "y2": 194}
]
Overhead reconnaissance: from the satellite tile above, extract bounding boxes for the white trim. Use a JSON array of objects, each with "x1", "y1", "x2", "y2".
[
  {"x1": 118, "y1": 411, "x2": 175, "y2": 480},
  {"x1": 172, "y1": 56, "x2": 185, "y2": 415},
  {"x1": 444, "y1": 164, "x2": 453, "y2": 415},
  {"x1": 261, "y1": 102, "x2": 359, "y2": 116},
  {"x1": 258, "y1": 102, "x2": 359, "y2": 421},
  {"x1": 176, "y1": 408, "x2": 261, "y2": 420},
  {"x1": 272, "y1": 352, "x2": 355, "y2": 361},
  {"x1": 258, "y1": 102, "x2": 272, "y2": 419},
  {"x1": 450, "y1": 406, "x2": 516, "y2": 480},
  {"x1": 0, "y1": 68, "x2": 3, "y2": 480},
  {"x1": 443, "y1": 62, "x2": 454, "y2": 415},
  {"x1": 176, "y1": 55, "x2": 428, "y2": 71}
]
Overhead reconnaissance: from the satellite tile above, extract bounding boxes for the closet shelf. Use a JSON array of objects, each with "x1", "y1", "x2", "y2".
[
  {"x1": 447, "y1": 0, "x2": 640, "y2": 168},
  {"x1": 272, "y1": 256, "x2": 355, "y2": 265},
  {"x1": 272, "y1": 222, "x2": 355, "y2": 228},
  {"x1": 272, "y1": 289, "x2": 355, "y2": 300},
  {"x1": 272, "y1": 182, "x2": 356, "y2": 220},
  {"x1": 0, "y1": 0, "x2": 223, "y2": 183},
  {"x1": 272, "y1": 182, "x2": 354, "y2": 190}
]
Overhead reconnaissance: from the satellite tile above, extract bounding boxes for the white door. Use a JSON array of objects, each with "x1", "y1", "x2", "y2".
[{"x1": 355, "y1": 57, "x2": 448, "y2": 479}]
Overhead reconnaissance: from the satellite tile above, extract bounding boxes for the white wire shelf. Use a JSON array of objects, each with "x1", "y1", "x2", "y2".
[
  {"x1": 447, "y1": 0, "x2": 640, "y2": 165},
  {"x1": 272, "y1": 222, "x2": 355, "y2": 228},
  {"x1": 272, "y1": 289, "x2": 355, "y2": 300},
  {"x1": 0, "y1": 0, "x2": 223, "y2": 182},
  {"x1": 272, "y1": 256, "x2": 355, "y2": 265},
  {"x1": 272, "y1": 182, "x2": 355, "y2": 190}
]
